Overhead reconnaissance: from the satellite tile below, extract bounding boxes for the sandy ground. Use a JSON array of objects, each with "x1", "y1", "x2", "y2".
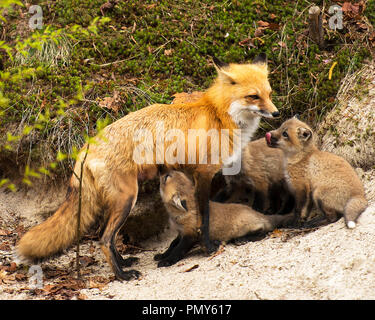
[{"x1": 1, "y1": 172, "x2": 375, "y2": 300}]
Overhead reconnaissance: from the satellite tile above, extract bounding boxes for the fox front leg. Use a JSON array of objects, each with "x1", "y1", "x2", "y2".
[
  {"x1": 157, "y1": 235, "x2": 196, "y2": 267},
  {"x1": 154, "y1": 235, "x2": 181, "y2": 261},
  {"x1": 194, "y1": 167, "x2": 221, "y2": 254}
]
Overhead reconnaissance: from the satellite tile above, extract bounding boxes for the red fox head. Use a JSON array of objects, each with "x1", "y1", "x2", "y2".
[
  {"x1": 209, "y1": 54, "x2": 279, "y2": 124},
  {"x1": 265, "y1": 117, "x2": 314, "y2": 156}
]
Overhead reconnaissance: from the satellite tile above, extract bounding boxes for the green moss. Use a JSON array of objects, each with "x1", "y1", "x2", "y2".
[{"x1": 1, "y1": 0, "x2": 374, "y2": 176}]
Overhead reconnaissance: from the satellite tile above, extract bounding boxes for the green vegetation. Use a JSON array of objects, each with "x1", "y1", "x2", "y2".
[{"x1": 0, "y1": 0, "x2": 374, "y2": 182}]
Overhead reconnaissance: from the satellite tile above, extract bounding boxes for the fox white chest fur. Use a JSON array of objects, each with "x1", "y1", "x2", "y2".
[{"x1": 223, "y1": 100, "x2": 261, "y2": 168}]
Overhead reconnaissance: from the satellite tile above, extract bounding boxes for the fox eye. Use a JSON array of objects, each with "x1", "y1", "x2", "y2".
[
  {"x1": 282, "y1": 131, "x2": 289, "y2": 138},
  {"x1": 246, "y1": 95, "x2": 259, "y2": 100}
]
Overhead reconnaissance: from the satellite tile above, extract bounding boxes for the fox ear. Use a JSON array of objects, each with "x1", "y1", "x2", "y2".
[
  {"x1": 298, "y1": 127, "x2": 312, "y2": 142},
  {"x1": 172, "y1": 194, "x2": 188, "y2": 212},
  {"x1": 253, "y1": 53, "x2": 267, "y2": 65},
  {"x1": 212, "y1": 56, "x2": 229, "y2": 69},
  {"x1": 294, "y1": 114, "x2": 300, "y2": 120},
  {"x1": 217, "y1": 70, "x2": 236, "y2": 85}
]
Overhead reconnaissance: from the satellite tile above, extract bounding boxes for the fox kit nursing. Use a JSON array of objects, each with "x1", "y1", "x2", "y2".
[
  {"x1": 266, "y1": 117, "x2": 367, "y2": 228},
  {"x1": 157, "y1": 171, "x2": 293, "y2": 267},
  {"x1": 214, "y1": 138, "x2": 294, "y2": 214},
  {"x1": 17, "y1": 54, "x2": 279, "y2": 280}
]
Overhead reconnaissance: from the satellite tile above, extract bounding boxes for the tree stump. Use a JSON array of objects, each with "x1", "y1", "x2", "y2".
[{"x1": 308, "y1": 6, "x2": 325, "y2": 49}]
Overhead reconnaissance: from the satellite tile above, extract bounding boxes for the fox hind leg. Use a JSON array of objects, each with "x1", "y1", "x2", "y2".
[{"x1": 100, "y1": 174, "x2": 140, "y2": 281}]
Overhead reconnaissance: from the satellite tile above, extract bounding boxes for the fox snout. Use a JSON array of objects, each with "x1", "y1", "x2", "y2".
[
  {"x1": 259, "y1": 101, "x2": 279, "y2": 118},
  {"x1": 265, "y1": 132, "x2": 278, "y2": 147}
]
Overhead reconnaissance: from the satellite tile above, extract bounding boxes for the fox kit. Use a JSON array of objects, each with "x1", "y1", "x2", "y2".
[
  {"x1": 266, "y1": 117, "x2": 368, "y2": 228},
  {"x1": 214, "y1": 138, "x2": 294, "y2": 214},
  {"x1": 156, "y1": 171, "x2": 293, "y2": 267},
  {"x1": 17, "y1": 54, "x2": 279, "y2": 280}
]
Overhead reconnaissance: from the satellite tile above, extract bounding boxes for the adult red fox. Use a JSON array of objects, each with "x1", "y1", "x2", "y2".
[
  {"x1": 266, "y1": 117, "x2": 367, "y2": 228},
  {"x1": 17, "y1": 54, "x2": 279, "y2": 280}
]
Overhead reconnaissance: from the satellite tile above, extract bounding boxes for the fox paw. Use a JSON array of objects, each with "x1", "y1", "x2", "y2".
[
  {"x1": 157, "y1": 259, "x2": 176, "y2": 268},
  {"x1": 204, "y1": 240, "x2": 221, "y2": 255},
  {"x1": 154, "y1": 253, "x2": 164, "y2": 261},
  {"x1": 119, "y1": 256, "x2": 139, "y2": 268},
  {"x1": 115, "y1": 269, "x2": 141, "y2": 281}
]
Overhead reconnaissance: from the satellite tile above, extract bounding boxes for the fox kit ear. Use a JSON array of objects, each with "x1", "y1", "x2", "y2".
[
  {"x1": 172, "y1": 194, "x2": 188, "y2": 212},
  {"x1": 253, "y1": 53, "x2": 267, "y2": 65},
  {"x1": 298, "y1": 127, "x2": 312, "y2": 142}
]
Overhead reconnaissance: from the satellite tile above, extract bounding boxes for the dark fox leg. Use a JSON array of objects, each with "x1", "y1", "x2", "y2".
[
  {"x1": 157, "y1": 235, "x2": 196, "y2": 267},
  {"x1": 252, "y1": 190, "x2": 266, "y2": 213},
  {"x1": 194, "y1": 169, "x2": 220, "y2": 254},
  {"x1": 212, "y1": 186, "x2": 231, "y2": 203},
  {"x1": 100, "y1": 175, "x2": 140, "y2": 281},
  {"x1": 115, "y1": 252, "x2": 139, "y2": 268},
  {"x1": 154, "y1": 235, "x2": 181, "y2": 261}
]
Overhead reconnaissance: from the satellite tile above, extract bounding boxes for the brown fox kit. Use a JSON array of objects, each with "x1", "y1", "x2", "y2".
[
  {"x1": 266, "y1": 117, "x2": 368, "y2": 228},
  {"x1": 156, "y1": 170, "x2": 293, "y2": 267},
  {"x1": 214, "y1": 138, "x2": 294, "y2": 214},
  {"x1": 17, "y1": 54, "x2": 279, "y2": 281}
]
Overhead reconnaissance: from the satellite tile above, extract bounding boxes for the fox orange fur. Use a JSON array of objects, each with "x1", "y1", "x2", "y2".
[{"x1": 17, "y1": 54, "x2": 279, "y2": 280}]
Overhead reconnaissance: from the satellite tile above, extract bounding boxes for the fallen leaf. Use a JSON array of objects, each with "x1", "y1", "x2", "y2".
[
  {"x1": 342, "y1": 1, "x2": 365, "y2": 19},
  {"x1": 268, "y1": 22, "x2": 280, "y2": 31},
  {"x1": 15, "y1": 273, "x2": 26, "y2": 281},
  {"x1": 269, "y1": 13, "x2": 277, "y2": 20},
  {"x1": 164, "y1": 49, "x2": 173, "y2": 56},
  {"x1": 88, "y1": 276, "x2": 110, "y2": 291},
  {"x1": 77, "y1": 293, "x2": 88, "y2": 300},
  {"x1": 98, "y1": 91, "x2": 122, "y2": 113},
  {"x1": 145, "y1": 3, "x2": 157, "y2": 10},
  {"x1": 0, "y1": 270, "x2": 15, "y2": 284},
  {"x1": 239, "y1": 37, "x2": 253, "y2": 46},
  {"x1": 257, "y1": 20, "x2": 269, "y2": 28},
  {"x1": 0, "y1": 242, "x2": 11, "y2": 251},
  {"x1": 0, "y1": 229, "x2": 11, "y2": 236},
  {"x1": 79, "y1": 256, "x2": 96, "y2": 268},
  {"x1": 8, "y1": 262, "x2": 17, "y2": 273},
  {"x1": 254, "y1": 28, "x2": 264, "y2": 37},
  {"x1": 270, "y1": 229, "x2": 284, "y2": 238},
  {"x1": 184, "y1": 264, "x2": 199, "y2": 272}
]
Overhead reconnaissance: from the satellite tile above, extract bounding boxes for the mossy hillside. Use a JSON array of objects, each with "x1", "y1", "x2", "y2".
[{"x1": 1, "y1": 0, "x2": 373, "y2": 180}]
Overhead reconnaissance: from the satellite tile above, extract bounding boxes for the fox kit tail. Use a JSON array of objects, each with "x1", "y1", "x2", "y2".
[
  {"x1": 344, "y1": 196, "x2": 367, "y2": 229},
  {"x1": 17, "y1": 177, "x2": 99, "y2": 261}
]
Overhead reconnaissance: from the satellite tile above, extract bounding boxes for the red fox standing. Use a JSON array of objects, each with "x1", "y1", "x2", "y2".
[{"x1": 17, "y1": 54, "x2": 279, "y2": 280}]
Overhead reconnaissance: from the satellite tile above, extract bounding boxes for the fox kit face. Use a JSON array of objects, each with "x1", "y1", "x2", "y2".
[
  {"x1": 265, "y1": 117, "x2": 313, "y2": 156},
  {"x1": 214, "y1": 54, "x2": 279, "y2": 126},
  {"x1": 160, "y1": 171, "x2": 195, "y2": 214}
]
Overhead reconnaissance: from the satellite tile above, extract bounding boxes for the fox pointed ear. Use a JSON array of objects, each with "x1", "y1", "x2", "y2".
[
  {"x1": 172, "y1": 194, "x2": 188, "y2": 212},
  {"x1": 294, "y1": 114, "x2": 300, "y2": 120},
  {"x1": 298, "y1": 127, "x2": 312, "y2": 142},
  {"x1": 212, "y1": 56, "x2": 229, "y2": 69},
  {"x1": 253, "y1": 53, "x2": 267, "y2": 65}
]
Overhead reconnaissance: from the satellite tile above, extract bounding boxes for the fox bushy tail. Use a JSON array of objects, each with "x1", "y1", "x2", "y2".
[
  {"x1": 344, "y1": 196, "x2": 368, "y2": 229},
  {"x1": 17, "y1": 176, "x2": 99, "y2": 261}
]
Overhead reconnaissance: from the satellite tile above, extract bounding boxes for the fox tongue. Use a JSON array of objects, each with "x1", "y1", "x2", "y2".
[{"x1": 265, "y1": 132, "x2": 272, "y2": 145}]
